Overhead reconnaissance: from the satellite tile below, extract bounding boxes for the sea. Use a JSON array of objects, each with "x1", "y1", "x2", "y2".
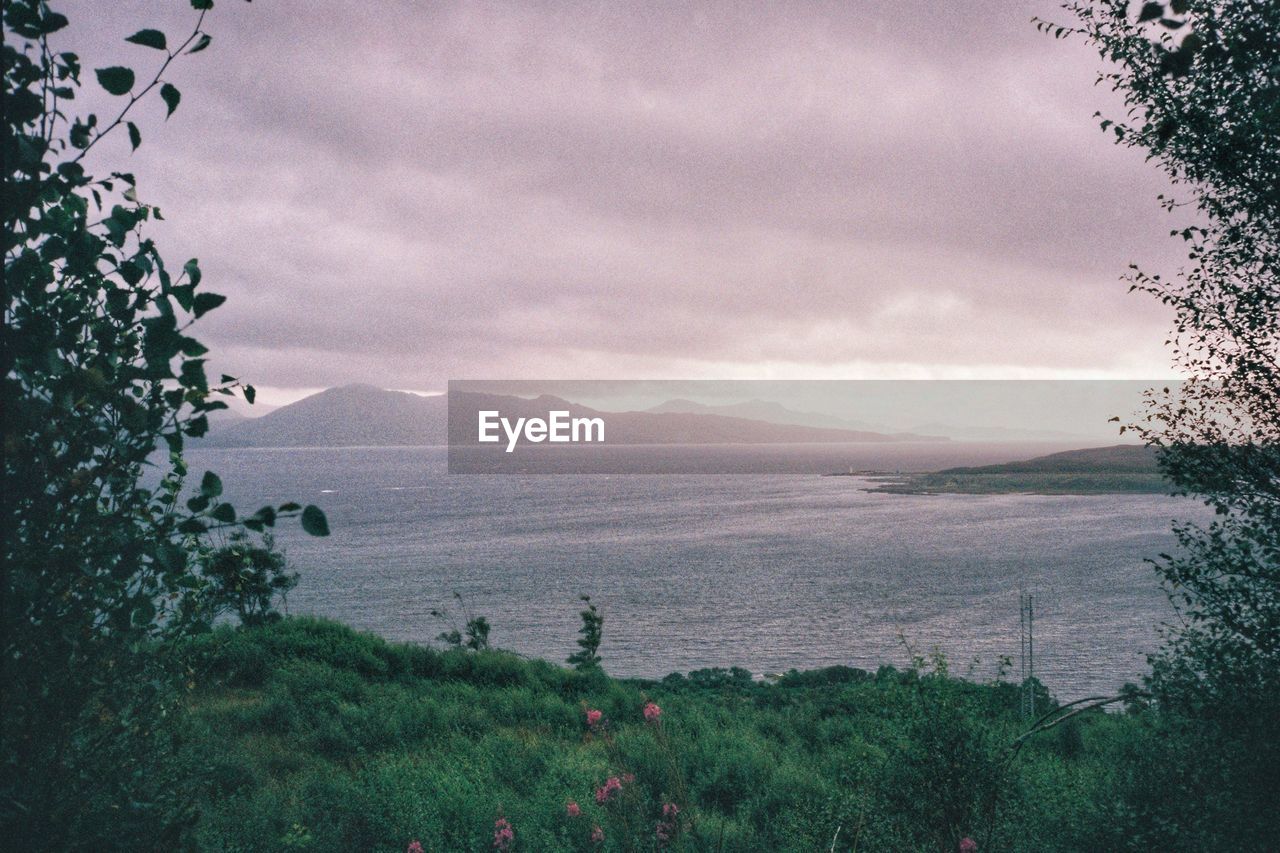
[{"x1": 184, "y1": 443, "x2": 1203, "y2": 701}]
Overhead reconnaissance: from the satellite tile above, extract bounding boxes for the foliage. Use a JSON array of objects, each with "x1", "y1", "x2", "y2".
[
  {"x1": 183, "y1": 533, "x2": 299, "y2": 627},
  {"x1": 1043, "y1": 1, "x2": 1280, "y2": 847},
  {"x1": 1, "y1": 1, "x2": 326, "y2": 847},
  {"x1": 433, "y1": 593, "x2": 492, "y2": 651},
  {"x1": 567, "y1": 595, "x2": 604, "y2": 671},
  {"x1": 176, "y1": 617, "x2": 1144, "y2": 853}
]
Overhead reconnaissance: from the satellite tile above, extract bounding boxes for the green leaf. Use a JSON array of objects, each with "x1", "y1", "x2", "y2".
[
  {"x1": 243, "y1": 384, "x2": 256, "y2": 405},
  {"x1": 127, "y1": 121, "x2": 141, "y2": 151},
  {"x1": 200, "y1": 470, "x2": 223, "y2": 497},
  {"x1": 301, "y1": 505, "x2": 330, "y2": 537},
  {"x1": 211, "y1": 503, "x2": 236, "y2": 523},
  {"x1": 95, "y1": 66, "x2": 135, "y2": 96},
  {"x1": 186, "y1": 494, "x2": 210, "y2": 513},
  {"x1": 132, "y1": 598, "x2": 157, "y2": 626},
  {"x1": 1137, "y1": 2, "x2": 1163, "y2": 22},
  {"x1": 178, "y1": 517, "x2": 208, "y2": 535},
  {"x1": 188, "y1": 33, "x2": 212, "y2": 53},
  {"x1": 278, "y1": 502, "x2": 301, "y2": 513},
  {"x1": 192, "y1": 292, "x2": 226, "y2": 318},
  {"x1": 125, "y1": 29, "x2": 167, "y2": 50},
  {"x1": 160, "y1": 83, "x2": 181, "y2": 118},
  {"x1": 183, "y1": 258, "x2": 202, "y2": 287},
  {"x1": 191, "y1": 0, "x2": 214, "y2": 9}
]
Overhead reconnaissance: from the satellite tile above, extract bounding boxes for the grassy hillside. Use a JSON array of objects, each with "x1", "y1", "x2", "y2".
[
  {"x1": 176, "y1": 618, "x2": 1147, "y2": 852},
  {"x1": 867, "y1": 445, "x2": 1167, "y2": 495}
]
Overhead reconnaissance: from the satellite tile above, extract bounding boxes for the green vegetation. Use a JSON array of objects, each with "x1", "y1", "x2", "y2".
[
  {"x1": 866, "y1": 445, "x2": 1168, "y2": 495},
  {"x1": 177, "y1": 616, "x2": 1153, "y2": 853},
  {"x1": 3, "y1": 2, "x2": 326, "y2": 847},
  {"x1": 5, "y1": 0, "x2": 1278, "y2": 849}
]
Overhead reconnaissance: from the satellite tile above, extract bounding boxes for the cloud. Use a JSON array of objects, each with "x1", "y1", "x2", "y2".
[{"x1": 63, "y1": 0, "x2": 1183, "y2": 402}]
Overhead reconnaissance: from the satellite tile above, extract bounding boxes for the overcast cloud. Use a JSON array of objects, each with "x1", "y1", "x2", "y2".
[{"x1": 66, "y1": 1, "x2": 1184, "y2": 405}]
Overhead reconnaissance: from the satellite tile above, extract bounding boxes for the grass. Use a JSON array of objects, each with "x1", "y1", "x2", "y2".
[{"x1": 174, "y1": 617, "x2": 1150, "y2": 852}]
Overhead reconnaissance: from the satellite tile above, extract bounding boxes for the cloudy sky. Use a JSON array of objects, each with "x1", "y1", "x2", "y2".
[{"x1": 69, "y1": 1, "x2": 1183, "y2": 406}]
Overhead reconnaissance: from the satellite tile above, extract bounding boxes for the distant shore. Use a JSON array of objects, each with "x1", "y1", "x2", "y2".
[{"x1": 834, "y1": 444, "x2": 1170, "y2": 495}]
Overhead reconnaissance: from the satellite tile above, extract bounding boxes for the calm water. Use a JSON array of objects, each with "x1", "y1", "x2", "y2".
[{"x1": 186, "y1": 445, "x2": 1200, "y2": 700}]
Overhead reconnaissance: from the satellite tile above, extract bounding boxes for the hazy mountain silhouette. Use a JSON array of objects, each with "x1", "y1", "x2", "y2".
[
  {"x1": 201, "y1": 384, "x2": 447, "y2": 447},
  {"x1": 202, "y1": 385, "x2": 946, "y2": 447},
  {"x1": 647, "y1": 398, "x2": 935, "y2": 437}
]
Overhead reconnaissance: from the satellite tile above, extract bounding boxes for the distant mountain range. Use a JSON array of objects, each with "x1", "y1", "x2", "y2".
[
  {"x1": 200, "y1": 385, "x2": 949, "y2": 448},
  {"x1": 647, "y1": 398, "x2": 916, "y2": 436}
]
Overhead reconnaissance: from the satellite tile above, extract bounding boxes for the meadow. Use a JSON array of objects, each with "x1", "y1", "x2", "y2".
[{"x1": 176, "y1": 617, "x2": 1154, "y2": 852}]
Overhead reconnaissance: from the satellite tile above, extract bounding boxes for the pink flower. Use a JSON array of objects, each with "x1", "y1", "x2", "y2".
[
  {"x1": 407, "y1": 843, "x2": 424, "y2": 853},
  {"x1": 585, "y1": 708, "x2": 603, "y2": 728},
  {"x1": 492, "y1": 818, "x2": 514, "y2": 850},
  {"x1": 959, "y1": 839, "x2": 978, "y2": 853},
  {"x1": 594, "y1": 775, "x2": 623, "y2": 804},
  {"x1": 621, "y1": 772, "x2": 635, "y2": 784},
  {"x1": 590, "y1": 825, "x2": 605, "y2": 844},
  {"x1": 656, "y1": 802, "x2": 680, "y2": 846},
  {"x1": 566, "y1": 801, "x2": 581, "y2": 818},
  {"x1": 643, "y1": 701, "x2": 661, "y2": 722}
]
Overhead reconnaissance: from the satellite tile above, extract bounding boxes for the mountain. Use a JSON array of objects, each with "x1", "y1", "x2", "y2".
[
  {"x1": 866, "y1": 444, "x2": 1165, "y2": 494},
  {"x1": 448, "y1": 391, "x2": 941, "y2": 445},
  {"x1": 200, "y1": 384, "x2": 447, "y2": 447},
  {"x1": 907, "y1": 421, "x2": 1103, "y2": 443},
  {"x1": 201, "y1": 385, "x2": 944, "y2": 448},
  {"x1": 647, "y1": 398, "x2": 898, "y2": 434}
]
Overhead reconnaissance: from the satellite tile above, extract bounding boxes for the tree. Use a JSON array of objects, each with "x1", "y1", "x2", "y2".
[
  {"x1": 1045, "y1": 1, "x2": 1279, "y2": 846},
  {"x1": 568, "y1": 595, "x2": 604, "y2": 671},
  {"x1": 1, "y1": 1, "x2": 327, "y2": 846}
]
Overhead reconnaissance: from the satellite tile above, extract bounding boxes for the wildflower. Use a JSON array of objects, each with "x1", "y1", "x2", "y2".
[
  {"x1": 585, "y1": 708, "x2": 603, "y2": 728},
  {"x1": 656, "y1": 802, "x2": 680, "y2": 846},
  {"x1": 492, "y1": 818, "x2": 514, "y2": 851},
  {"x1": 566, "y1": 801, "x2": 581, "y2": 818},
  {"x1": 643, "y1": 701, "x2": 661, "y2": 722},
  {"x1": 959, "y1": 838, "x2": 978, "y2": 853},
  {"x1": 591, "y1": 825, "x2": 605, "y2": 844},
  {"x1": 621, "y1": 772, "x2": 635, "y2": 784},
  {"x1": 594, "y1": 775, "x2": 623, "y2": 804},
  {"x1": 407, "y1": 842, "x2": 424, "y2": 853}
]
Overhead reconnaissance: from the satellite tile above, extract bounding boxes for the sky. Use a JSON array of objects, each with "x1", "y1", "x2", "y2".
[{"x1": 66, "y1": 1, "x2": 1185, "y2": 407}]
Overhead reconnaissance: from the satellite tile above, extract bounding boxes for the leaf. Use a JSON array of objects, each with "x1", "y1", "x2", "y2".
[
  {"x1": 192, "y1": 292, "x2": 226, "y2": 318},
  {"x1": 188, "y1": 33, "x2": 212, "y2": 54},
  {"x1": 160, "y1": 83, "x2": 181, "y2": 118},
  {"x1": 127, "y1": 121, "x2": 141, "y2": 151},
  {"x1": 1137, "y1": 2, "x2": 1163, "y2": 22},
  {"x1": 211, "y1": 503, "x2": 236, "y2": 523},
  {"x1": 200, "y1": 470, "x2": 223, "y2": 497},
  {"x1": 278, "y1": 502, "x2": 301, "y2": 513},
  {"x1": 95, "y1": 66, "x2": 135, "y2": 96},
  {"x1": 183, "y1": 258, "x2": 202, "y2": 287},
  {"x1": 191, "y1": 0, "x2": 215, "y2": 9},
  {"x1": 243, "y1": 384, "x2": 256, "y2": 405},
  {"x1": 301, "y1": 505, "x2": 330, "y2": 537},
  {"x1": 125, "y1": 29, "x2": 167, "y2": 50}
]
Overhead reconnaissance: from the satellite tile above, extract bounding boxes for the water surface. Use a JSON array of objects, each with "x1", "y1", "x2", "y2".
[{"x1": 187, "y1": 445, "x2": 1197, "y2": 700}]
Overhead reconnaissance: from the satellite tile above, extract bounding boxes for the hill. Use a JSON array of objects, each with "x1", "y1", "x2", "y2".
[
  {"x1": 864, "y1": 444, "x2": 1167, "y2": 494},
  {"x1": 176, "y1": 616, "x2": 1133, "y2": 852},
  {"x1": 200, "y1": 384, "x2": 447, "y2": 447}
]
